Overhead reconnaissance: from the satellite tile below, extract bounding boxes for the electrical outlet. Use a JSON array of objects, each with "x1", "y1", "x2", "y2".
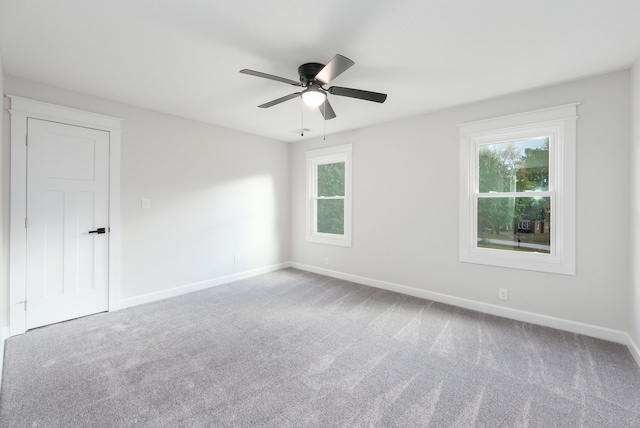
[
  {"x1": 324, "y1": 257, "x2": 329, "y2": 266},
  {"x1": 498, "y1": 288, "x2": 508, "y2": 301},
  {"x1": 234, "y1": 254, "x2": 240, "y2": 263}
]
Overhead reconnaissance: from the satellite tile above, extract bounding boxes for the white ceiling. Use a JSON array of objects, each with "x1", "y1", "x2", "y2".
[{"x1": 2, "y1": 0, "x2": 640, "y2": 143}]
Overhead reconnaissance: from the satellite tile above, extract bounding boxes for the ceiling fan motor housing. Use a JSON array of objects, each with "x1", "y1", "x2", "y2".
[{"x1": 298, "y1": 63, "x2": 325, "y2": 85}]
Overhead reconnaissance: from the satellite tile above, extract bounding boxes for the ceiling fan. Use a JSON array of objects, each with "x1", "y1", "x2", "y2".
[{"x1": 240, "y1": 54, "x2": 387, "y2": 120}]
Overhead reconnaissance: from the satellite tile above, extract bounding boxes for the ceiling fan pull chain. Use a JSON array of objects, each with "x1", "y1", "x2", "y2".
[
  {"x1": 323, "y1": 102, "x2": 326, "y2": 141},
  {"x1": 301, "y1": 100, "x2": 304, "y2": 137}
]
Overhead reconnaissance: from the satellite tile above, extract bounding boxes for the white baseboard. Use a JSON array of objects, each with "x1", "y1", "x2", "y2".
[
  {"x1": 290, "y1": 263, "x2": 630, "y2": 346},
  {"x1": 627, "y1": 334, "x2": 640, "y2": 368},
  {"x1": 0, "y1": 326, "x2": 10, "y2": 388},
  {"x1": 119, "y1": 262, "x2": 291, "y2": 309}
]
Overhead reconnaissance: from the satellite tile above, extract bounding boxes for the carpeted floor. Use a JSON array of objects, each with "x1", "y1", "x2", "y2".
[{"x1": 1, "y1": 268, "x2": 639, "y2": 427}]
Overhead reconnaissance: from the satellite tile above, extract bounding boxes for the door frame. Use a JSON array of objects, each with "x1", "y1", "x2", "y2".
[{"x1": 8, "y1": 96, "x2": 122, "y2": 336}]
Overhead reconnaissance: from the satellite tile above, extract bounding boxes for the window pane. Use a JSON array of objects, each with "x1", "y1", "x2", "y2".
[
  {"x1": 477, "y1": 196, "x2": 550, "y2": 253},
  {"x1": 317, "y1": 199, "x2": 344, "y2": 234},
  {"x1": 318, "y1": 162, "x2": 345, "y2": 197},
  {"x1": 479, "y1": 137, "x2": 549, "y2": 193}
]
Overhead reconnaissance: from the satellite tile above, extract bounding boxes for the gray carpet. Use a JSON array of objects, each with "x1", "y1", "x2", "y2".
[{"x1": 1, "y1": 268, "x2": 639, "y2": 427}]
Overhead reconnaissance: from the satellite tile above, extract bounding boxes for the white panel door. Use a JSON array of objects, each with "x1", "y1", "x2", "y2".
[{"x1": 26, "y1": 118, "x2": 110, "y2": 329}]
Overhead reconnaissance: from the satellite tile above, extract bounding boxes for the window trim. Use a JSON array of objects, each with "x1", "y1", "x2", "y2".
[
  {"x1": 459, "y1": 104, "x2": 578, "y2": 275},
  {"x1": 306, "y1": 144, "x2": 352, "y2": 247}
]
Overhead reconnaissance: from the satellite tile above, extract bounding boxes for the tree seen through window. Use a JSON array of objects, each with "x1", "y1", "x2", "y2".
[
  {"x1": 317, "y1": 162, "x2": 345, "y2": 234},
  {"x1": 477, "y1": 137, "x2": 550, "y2": 253}
]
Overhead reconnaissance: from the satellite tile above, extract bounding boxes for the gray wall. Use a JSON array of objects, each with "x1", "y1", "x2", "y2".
[
  {"x1": 2, "y1": 75, "x2": 291, "y2": 303},
  {"x1": 0, "y1": 53, "x2": 5, "y2": 337},
  {"x1": 631, "y1": 61, "x2": 640, "y2": 352},
  {"x1": 1, "y1": 69, "x2": 636, "y2": 352},
  {"x1": 291, "y1": 70, "x2": 630, "y2": 332}
]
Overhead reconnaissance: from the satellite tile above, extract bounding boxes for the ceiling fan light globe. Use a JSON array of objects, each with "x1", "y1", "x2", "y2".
[{"x1": 301, "y1": 90, "x2": 326, "y2": 107}]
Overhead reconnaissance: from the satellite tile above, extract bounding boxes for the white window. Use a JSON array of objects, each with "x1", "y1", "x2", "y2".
[
  {"x1": 459, "y1": 104, "x2": 577, "y2": 275},
  {"x1": 306, "y1": 144, "x2": 352, "y2": 247}
]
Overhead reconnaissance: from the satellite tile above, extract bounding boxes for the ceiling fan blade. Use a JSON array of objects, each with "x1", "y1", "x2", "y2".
[
  {"x1": 240, "y1": 69, "x2": 302, "y2": 86},
  {"x1": 258, "y1": 92, "x2": 300, "y2": 108},
  {"x1": 315, "y1": 54, "x2": 355, "y2": 84},
  {"x1": 328, "y1": 86, "x2": 387, "y2": 103},
  {"x1": 318, "y1": 99, "x2": 337, "y2": 120}
]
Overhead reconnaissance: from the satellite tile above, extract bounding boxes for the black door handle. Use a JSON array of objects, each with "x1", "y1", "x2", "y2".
[{"x1": 89, "y1": 227, "x2": 106, "y2": 234}]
